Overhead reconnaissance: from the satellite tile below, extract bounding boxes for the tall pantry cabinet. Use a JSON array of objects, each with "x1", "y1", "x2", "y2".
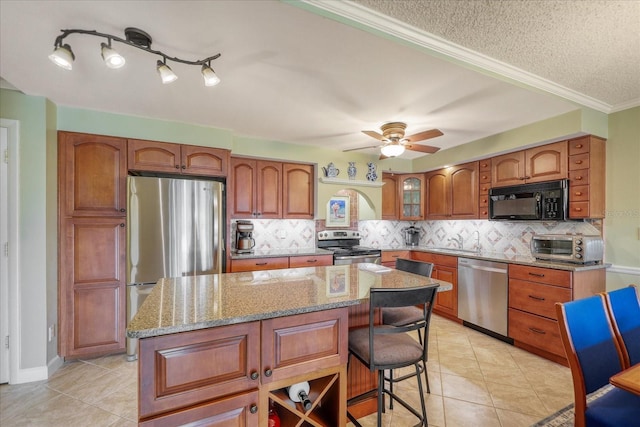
[{"x1": 58, "y1": 132, "x2": 127, "y2": 358}]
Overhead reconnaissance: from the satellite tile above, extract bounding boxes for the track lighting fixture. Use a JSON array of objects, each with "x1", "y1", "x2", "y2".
[{"x1": 48, "y1": 27, "x2": 221, "y2": 86}]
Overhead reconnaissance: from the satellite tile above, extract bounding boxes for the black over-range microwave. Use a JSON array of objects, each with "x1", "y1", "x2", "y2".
[{"x1": 489, "y1": 179, "x2": 568, "y2": 221}]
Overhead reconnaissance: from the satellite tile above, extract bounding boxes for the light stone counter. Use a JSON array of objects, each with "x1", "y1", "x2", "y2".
[
  {"x1": 230, "y1": 247, "x2": 333, "y2": 259},
  {"x1": 126, "y1": 263, "x2": 452, "y2": 339}
]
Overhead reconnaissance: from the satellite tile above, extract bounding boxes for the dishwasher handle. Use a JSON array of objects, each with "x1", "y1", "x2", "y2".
[{"x1": 459, "y1": 263, "x2": 507, "y2": 274}]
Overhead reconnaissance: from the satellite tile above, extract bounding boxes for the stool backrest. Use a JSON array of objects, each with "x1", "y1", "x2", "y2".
[
  {"x1": 603, "y1": 284, "x2": 640, "y2": 367},
  {"x1": 395, "y1": 258, "x2": 434, "y2": 277}
]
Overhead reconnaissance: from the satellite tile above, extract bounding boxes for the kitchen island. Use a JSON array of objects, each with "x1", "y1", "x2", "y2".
[{"x1": 127, "y1": 263, "x2": 452, "y2": 426}]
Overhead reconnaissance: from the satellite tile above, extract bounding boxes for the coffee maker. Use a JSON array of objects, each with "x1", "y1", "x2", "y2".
[
  {"x1": 235, "y1": 220, "x2": 255, "y2": 253},
  {"x1": 403, "y1": 224, "x2": 420, "y2": 247}
]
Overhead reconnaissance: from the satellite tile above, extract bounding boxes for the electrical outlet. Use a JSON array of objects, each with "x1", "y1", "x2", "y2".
[{"x1": 48, "y1": 325, "x2": 55, "y2": 342}]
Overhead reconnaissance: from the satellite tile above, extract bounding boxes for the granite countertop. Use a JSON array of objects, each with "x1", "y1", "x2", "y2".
[
  {"x1": 382, "y1": 246, "x2": 609, "y2": 272},
  {"x1": 126, "y1": 263, "x2": 452, "y2": 339},
  {"x1": 230, "y1": 247, "x2": 333, "y2": 259}
]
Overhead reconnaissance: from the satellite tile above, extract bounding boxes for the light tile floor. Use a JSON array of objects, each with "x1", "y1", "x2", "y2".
[{"x1": 0, "y1": 315, "x2": 573, "y2": 426}]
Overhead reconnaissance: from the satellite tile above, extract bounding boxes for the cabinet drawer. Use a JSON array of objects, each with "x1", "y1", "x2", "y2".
[
  {"x1": 479, "y1": 171, "x2": 492, "y2": 183},
  {"x1": 381, "y1": 250, "x2": 410, "y2": 264},
  {"x1": 568, "y1": 169, "x2": 589, "y2": 185},
  {"x1": 230, "y1": 257, "x2": 289, "y2": 272},
  {"x1": 569, "y1": 201, "x2": 590, "y2": 218},
  {"x1": 570, "y1": 184, "x2": 590, "y2": 201},
  {"x1": 509, "y1": 279, "x2": 571, "y2": 319},
  {"x1": 138, "y1": 322, "x2": 261, "y2": 419},
  {"x1": 412, "y1": 252, "x2": 457, "y2": 268},
  {"x1": 479, "y1": 159, "x2": 491, "y2": 172},
  {"x1": 139, "y1": 390, "x2": 259, "y2": 426},
  {"x1": 289, "y1": 254, "x2": 333, "y2": 268},
  {"x1": 261, "y1": 308, "x2": 348, "y2": 384},
  {"x1": 509, "y1": 264, "x2": 571, "y2": 288},
  {"x1": 568, "y1": 153, "x2": 590, "y2": 171},
  {"x1": 568, "y1": 137, "x2": 590, "y2": 155},
  {"x1": 509, "y1": 309, "x2": 565, "y2": 357}
]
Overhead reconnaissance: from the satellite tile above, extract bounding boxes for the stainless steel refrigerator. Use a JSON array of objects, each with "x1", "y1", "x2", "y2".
[{"x1": 126, "y1": 176, "x2": 225, "y2": 360}]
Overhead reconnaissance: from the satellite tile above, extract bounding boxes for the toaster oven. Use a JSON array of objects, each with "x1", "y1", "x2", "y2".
[{"x1": 530, "y1": 234, "x2": 603, "y2": 263}]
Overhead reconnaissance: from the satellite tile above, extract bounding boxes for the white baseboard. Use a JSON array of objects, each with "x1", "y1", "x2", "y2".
[
  {"x1": 14, "y1": 365, "x2": 48, "y2": 384},
  {"x1": 47, "y1": 355, "x2": 63, "y2": 378},
  {"x1": 607, "y1": 264, "x2": 640, "y2": 276}
]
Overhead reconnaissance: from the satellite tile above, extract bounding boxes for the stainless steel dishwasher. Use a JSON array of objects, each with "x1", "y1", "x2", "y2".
[{"x1": 458, "y1": 258, "x2": 510, "y2": 340}]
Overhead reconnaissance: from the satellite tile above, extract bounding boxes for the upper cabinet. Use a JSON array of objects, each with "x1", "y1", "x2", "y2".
[
  {"x1": 478, "y1": 160, "x2": 492, "y2": 219},
  {"x1": 491, "y1": 141, "x2": 568, "y2": 187},
  {"x1": 128, "y1": 139, "x2": 229, "y2": 177},
  {"x1": 567, "y1": 135, "x2": 606, "y2": 219},
  {"x1": 59, "y1": 132, "x2": 128, "y2": 217},
  {"x1": 229, "y1": 158, "x2": 282, "y2": 219},
  {"x1": 425, "y1": 162, "x2": 478, "y2": 219},
  {"x1": 230, "y1": 158, "x2": 315, "y2": 219},
  {"x1": 381, "y1": 173, "x2": 400, "y2": 220},
  {"x1": 400, "y1": 175, "x2": 425, "y2": 220},
  {"x1": 283, "y1": 163, "x2": 315, "y2": 219}
]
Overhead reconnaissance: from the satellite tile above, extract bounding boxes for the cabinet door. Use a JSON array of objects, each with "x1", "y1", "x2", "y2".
[
  {"x1": 525, "y1": 141, "x2": 567, "y2": 183},
  {"x1": 181, "y1": 145, "x2": 230, "y2": 177},
  {"x1": 59, "y1": 132, "x2": 127, "y2": 217},
  {"x1": 289, "y1": 254, "x2": 333, "y2": 268},
  {"x1": 381, "y1": 173, "x2": 399, "y2": 220},
  {"x1": 400, "y1": 175, "x2": 424, "y2": 220},
  {"x1": 432, "y1": 265, "x2": 458, "y2": 318},
  {"x1": 491, "y1": 151, "x2": 525, "y2": 187},
  {"x1": 282, "y1": 163, "x2": 314, "y2": 219},
  {"x1": 128, "y1": 139, "x2": 181, "y2": 173},
  {"x1": 229, "y1": 257, "x2": 289, "y2": 272},
  {"x1": 230, "y1": 158, "x2": 257, "y2": 218},
  {"x1": 424, "y1": 170, "x2": 449, "y2": 219},
  {"x1": 450, "y1": 162, "x2": 478, "y2": 218},
  {"x1": 59, "y1": 217, "x2": 126, "y2": 357},
  {"x1": 256, "y1": 160, "x2": 282, "y2": 218}
]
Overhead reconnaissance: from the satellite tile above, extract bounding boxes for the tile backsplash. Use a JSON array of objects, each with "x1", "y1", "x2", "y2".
[{"x1": 235, "y1": 218, "x2": 602, "y2": 256}]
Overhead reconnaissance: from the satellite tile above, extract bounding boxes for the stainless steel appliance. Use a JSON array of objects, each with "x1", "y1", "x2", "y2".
[
  {"x1": 402, "y1": 224, "x2": 420, "y2": 247},
  {"x1": 489, "y1": 179, "x2": 568, "y2": 221},
  {"x1": 235, "y1": 220, "x2": 255, "y2": 253},
  {"x1": 531, "y1": 234, "x2": 604, "y2": 263},
  {"x1": 317, "y1": 230, "x2": 381, "y2": 265},
  {"x1": 458, "y1": 257, "x2": 510, "y2": 340},
  {"x1": 126, "y1": 176, "x2": 225, "y2": 360}
]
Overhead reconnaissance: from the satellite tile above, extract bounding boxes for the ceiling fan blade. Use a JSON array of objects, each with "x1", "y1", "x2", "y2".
[
  {"x1": 405, "y1": 129, "x2": 443, "y2": 143},
  {"x1": 379, "y1": 153, "x2": 389, "y2": 160},
  {"x1": 404, "y1": 144, "x2": 441, "y2": 154},
  {"x1": 362, "y1": 130, "x2": 385, "y2": 141},
  {"x1": 343, "y1": 144, "x2": 381, "y2": 152}
]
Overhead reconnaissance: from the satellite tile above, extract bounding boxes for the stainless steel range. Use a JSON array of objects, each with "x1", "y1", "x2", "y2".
[{"x1": 317, "y1": 230, "x2": 381, "y2": 265}]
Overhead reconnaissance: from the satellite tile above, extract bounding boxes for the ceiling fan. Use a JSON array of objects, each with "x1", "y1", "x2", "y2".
[{"x1": 344, "y1": 122, "x2": 443, "y2": 159}]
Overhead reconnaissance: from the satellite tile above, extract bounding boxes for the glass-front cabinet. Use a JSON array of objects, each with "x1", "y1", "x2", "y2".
[{"x1": 400, "y1": 174, "x2": 425, "y2": 220}]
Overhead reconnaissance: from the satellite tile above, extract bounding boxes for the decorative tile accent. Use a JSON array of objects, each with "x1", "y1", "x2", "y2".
[{"x1": 231, "y1": 219, "x2": 316, "y2": 251}]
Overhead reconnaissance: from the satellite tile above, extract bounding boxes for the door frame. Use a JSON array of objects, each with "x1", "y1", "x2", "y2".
[{"x1": 0, "y1": 119, "x2": 20, "y2": 384}]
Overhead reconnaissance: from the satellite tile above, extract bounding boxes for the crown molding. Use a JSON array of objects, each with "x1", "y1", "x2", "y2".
[{"x1": 303, "y1": 0, "x2": 617, "y2": 114}]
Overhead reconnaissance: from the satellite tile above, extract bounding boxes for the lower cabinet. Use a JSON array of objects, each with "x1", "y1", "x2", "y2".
[
  {"x1": 411, "y1": 252, "x2": 458, "y2": 319},
  {"x1": 138, "y1": 309, "x2": 348, "y2": 426},
  {"x1": 381, "y1": 250, "x2": 410, "y2": 268},
  {"x1": 507, "y1": 264, "x2": 605, "y2": 365},
  {"x1": 230, "y1": 255, "x2": 333, "y2": 272}
]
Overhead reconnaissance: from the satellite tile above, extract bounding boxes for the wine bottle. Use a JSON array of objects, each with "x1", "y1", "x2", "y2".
[{"x1": 287, "y1": 381, "x2": 312, "y2": 410}]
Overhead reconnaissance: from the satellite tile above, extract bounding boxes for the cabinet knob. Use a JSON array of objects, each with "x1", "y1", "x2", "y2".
[
  {"x1": 575, "y1": 191, "x2": 582, "y2": 196},
  {"x1": 175, "y1": 165, "x2": 180, "y2": 169},
  {"x1": 307, "y1": 259, "x2": 317, "y2": 263},
  {"x1": 181, "y1": 165, "x2": 186, "y2": 169},
  {"x1": 264, "y1": 368, "x2": 273, "y2": 377},
  {"x1": 250, "y1": 405, "x2": 258, "y2": 414},
  {"x1": 575, "y1": 144, "x2": 583, "y2": 149},
  {"x1": 528, "y1": 327, "x2": 546, "y2": 335},
  {"x1": 574, "y1": 207, "x2": 583, "y2": 211},
  {"x1": 482, "y1": 210, "x2": 488, "y2": 215},
  {"x1": 250, "y1": 371, "x2": 259, "y2": 380},
  {"x1": 575, "y1": 160, "x2": 583, "y2": 164},
  {"x1": 575, "y1": 176, "x2": 583, "y2": 180},
  {"x1": 120, "y1": 208, "x2": 126, "y2": 213},
  {"x1": 120, "y1": 223, "x2": 125, "y2": 228}
]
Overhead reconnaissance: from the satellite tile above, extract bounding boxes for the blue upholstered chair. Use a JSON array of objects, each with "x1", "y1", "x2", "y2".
[
  {"x1": 348, "y1": 284, "x2": 439, "y2": 427},
  {"x1": 556, "y1": 295, "x2": 640, "y2": 427},
  {"x1": 382, "y1": 258, "x2": 435, "y2": 392},
  {"x1": 602, "y1": 284, "x2": 640, "y2": 367}
]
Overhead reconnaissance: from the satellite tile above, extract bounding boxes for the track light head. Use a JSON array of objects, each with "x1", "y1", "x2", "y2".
[
  {"x1": 101, "y1": 43, "x2": 125, "y2": 69},
  {"x1": 49, "y1": 44, "x2": 75, "y2": 70},
  {"x1": 201, "y1": 64, "x2": 220, "y2": 87},
  {"x1": 156, "y1": 60, "x2": 178, "y2": 84}
]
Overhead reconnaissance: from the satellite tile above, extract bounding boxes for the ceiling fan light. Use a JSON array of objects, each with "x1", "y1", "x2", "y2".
[
  {"x1": 380, "y1": 144, "x2": 405, "y2": 157},
  {"x1": 48, "y1": 44, "x2": 75, "y2": 70},
  {"x1": 101, "y1": 43, "x2": 125, "y2": 69},
  {"x1": 201, "y1": 64, "x2": 220, "y2": 86},
  {"x1": 156, "y1": 60, "x2": 178, "y2": 84}
]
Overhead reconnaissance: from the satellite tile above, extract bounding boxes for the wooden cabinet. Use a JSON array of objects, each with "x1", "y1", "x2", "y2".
[
  {"x1": 230, "y1": 158, "x2": 282, "y2": 218},
  {"x1": 478, "y1": 159, "x2": 491, "y2": 219},
  {"x1": 58, "y1": 132, "x2": 127, "y2": 358},
  {"x1": 425, "y1": 162, "x2": 478, "y2": 219},
  {"x1": 231, "y1": 159, "x2": 314, "y2": 219},
  {"x1": 283, "y1": 163, "x2": 315, "y2": 219},
  {"x1": 381, "y1": 250, "x2": 410, "y2": 268},
  {"x1": 229, "y1": 257, "x2": 290, "y2": 273},
  {"x1": 381, "y1": 173, "x2": 400, "y2": 220},
  {"x1": 138, "y1": 309, "x2": 348, "y2": 426},
  {"x1": 128, "y1": 138, "x2": 229, "y2": 177},
  {"x1": 399, "y1": 174, "x2": 425, "y2": 220},
  {"x1": 491, "y1": 141, "x2": 568, "y2": 187},
  {"x1": 288, "y1": 254, "x2": 333, "y2": 268},
  {"x1": 411, "y1": 252, "x2": 458, "y2": 320},
  {"x1": 567, "y1": 135, "x2": 606, "y2": 219},
  {"x1": 508, "y1": 263, "x2": 605, "y2": 365}
]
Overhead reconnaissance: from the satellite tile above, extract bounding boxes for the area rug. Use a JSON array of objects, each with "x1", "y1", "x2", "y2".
[{"x1": 531, "y1": 385, "x2": 614, "y2": 426}]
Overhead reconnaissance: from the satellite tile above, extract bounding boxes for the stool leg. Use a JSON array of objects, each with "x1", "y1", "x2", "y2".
[
  {"x1": 423, "y1": 361, "x2": 430, "y2": 393},
  {"x1": 388, "y1": 369, "x2": 394, "y2": 410},
  {"x1": 415, "y1": 362, "x2": 428, "y2": 427},
  {"x1": 377, "y1": 369, "x2": 384, "y2": 427}
]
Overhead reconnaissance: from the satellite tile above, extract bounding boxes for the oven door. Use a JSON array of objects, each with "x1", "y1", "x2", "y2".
[{"x1": 334, "y1": 254, "x2": 381, "y2": 265}]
